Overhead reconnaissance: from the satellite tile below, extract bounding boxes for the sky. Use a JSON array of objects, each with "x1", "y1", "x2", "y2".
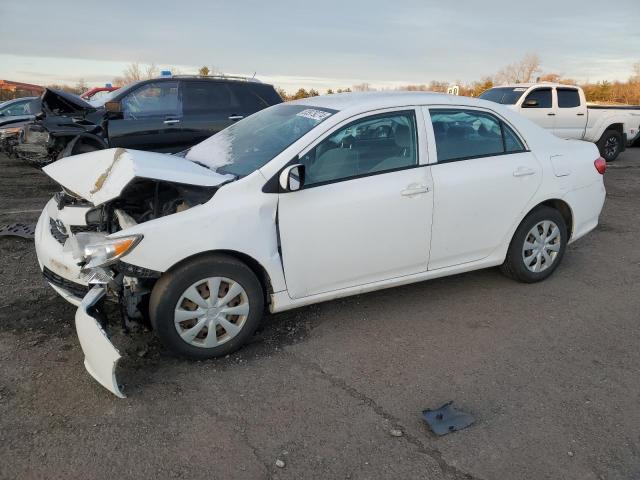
[{"x1": 0, "y1": 0, "x2": 638, "y2": 92}]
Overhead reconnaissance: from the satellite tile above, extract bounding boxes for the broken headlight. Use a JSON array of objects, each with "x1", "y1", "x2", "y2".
[
  {"x1": 83, "y1": 234, "x2": 143, "y2": 268},
  {"x1": 0, "y1": 127, "x2": 22, "y2": 139}
]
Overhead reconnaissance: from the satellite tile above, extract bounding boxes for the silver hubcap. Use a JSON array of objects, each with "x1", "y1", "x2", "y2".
[
  {"x1": 174, "y1": 277, "x2": 249, "y2": 348},
  {"x1": 522, "y1": 220, "x2": 561, "y2": 273}
]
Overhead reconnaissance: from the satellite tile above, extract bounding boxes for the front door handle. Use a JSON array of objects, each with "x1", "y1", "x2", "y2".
[
  {"x1": 547, "y1": 113, "x2": 556, "y2": 116},
  {"x1": 163, "y1": 118, "x2": 180, "y2": 125},
  {"x1": 513, "y1": 166, "x2": 536, "y2": 177},
  {"x1": 228, "y1": 115, "x2": 244, "y2": 121},
  {"x1": 401, "y1": 185, "x2": 430, "y2": 196}
]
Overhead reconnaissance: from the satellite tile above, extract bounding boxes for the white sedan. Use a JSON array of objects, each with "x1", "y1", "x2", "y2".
[{"x1": 36, "y1": 92, "x2": 606, "y2": 396}]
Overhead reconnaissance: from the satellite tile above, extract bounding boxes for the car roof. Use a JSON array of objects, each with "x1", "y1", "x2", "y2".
[
  {"x1": 1, "y1": 96, "x2": 37, "y2": 106},
  {"x1": 288, "y1": 91, "x2": 492, "y2": 114},
  {"x1": 496, "y1": 83, "x2": 579, "y2": 89}
]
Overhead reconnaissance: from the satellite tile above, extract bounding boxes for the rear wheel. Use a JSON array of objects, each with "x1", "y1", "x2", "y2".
[
  {"x1": 149, "y1": 254, "x2": 264, "y2": 359},
  {"x1": 597, "y1": 129, "x2": 622, "y2": 162},
  {"x1": 501, "y1": 207, "x2": 568, "y2": 283}
]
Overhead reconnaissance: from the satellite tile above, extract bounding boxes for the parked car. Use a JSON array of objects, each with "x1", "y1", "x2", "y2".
[
  {"x1": 80, "y1": 85, "x2": 119, "y2": 104},
  {"x1": 0, "y1": 97, "x2": 40, "y2": 155},
  {"x1": 16, "y1": 75, "x2": 282, "y2": 165},
  {"x1": 35, "y1": 92, "x2": 606, "y2": 396},
  {"x1": 0, "y1": 96, "x2": 39, "y2": 119},
  {"x1": 480, "y1": 83, "x2": 640, "y2": 161}
]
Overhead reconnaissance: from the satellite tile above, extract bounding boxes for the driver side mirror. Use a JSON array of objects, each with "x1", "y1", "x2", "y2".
[
  {"x1": 523, "y1": 99, "x2": 539, "y2": 108},
  {"x1": 279, "y1": 164, "x2": 305, "y2": 192},
  {"x1": 104, "y1": 101, "x2": 123, "y2": 117}
]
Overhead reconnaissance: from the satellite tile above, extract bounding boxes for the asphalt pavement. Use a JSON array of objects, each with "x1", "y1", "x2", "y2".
[{"x1": 1, "y1": 147, "x2": 639, "y2": 479}]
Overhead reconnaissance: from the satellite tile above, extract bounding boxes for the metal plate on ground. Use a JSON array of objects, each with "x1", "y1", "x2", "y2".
[
  {"x1": 422, "y1": 401, "x2": 475, "y2": 436},
  {"x1": 0, "y1": 223, "x2": 36, "y2": 239}
]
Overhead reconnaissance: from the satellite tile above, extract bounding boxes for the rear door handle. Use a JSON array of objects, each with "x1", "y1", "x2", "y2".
[
  {"x1": 163, "y1": 118, "x2": 180, "y2": 125},
  {"x1": 547, "y1": 113, "x2": 556, "y2": 116},
  {"x1": 401, "y1": 185, "x2": 430, "y2": 196},
  {"x1": 513, "y1": 167, "x2": 536, "y2": 177},
  {"x1": 577, "y1": 113, "x2": 585, "y2": 116},
  {"x1": 228, "y1": 115, "x2": 244, "y2": 121}
]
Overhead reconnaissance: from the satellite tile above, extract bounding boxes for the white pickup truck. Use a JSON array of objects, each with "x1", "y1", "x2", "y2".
[{"x1": 480, "y1": 83, "x2": 640, "y2": 161}]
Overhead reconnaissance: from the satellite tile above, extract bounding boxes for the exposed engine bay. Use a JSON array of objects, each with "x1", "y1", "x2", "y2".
[{"x1": 73, "y1": 179, "x2": 218, "y2": 234}]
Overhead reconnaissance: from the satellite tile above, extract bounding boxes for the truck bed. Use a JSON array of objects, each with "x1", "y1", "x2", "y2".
[{"x1": 587, "y1": 105, "x2": 640, "y2": 110}]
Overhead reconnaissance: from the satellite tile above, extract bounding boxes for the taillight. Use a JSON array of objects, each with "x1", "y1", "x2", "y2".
[{"x1": 594, "y1": 157, "x2": 606, "y2": 175}]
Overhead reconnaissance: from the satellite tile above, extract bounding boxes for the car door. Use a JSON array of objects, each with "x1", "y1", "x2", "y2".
[
  {"x1": 425, "y1": 107, "x2": 542, "y2": 270},
  {"x1": 180, "y1": 80, "x2": 244, "y2": 147},
  {"x1": 519, "y1": 87, "x2": 556, "y2": 130},
  {"x1": 553, "y1": 87, "x2": 587, "y2": 139},
  {"x1": 108, "y1": 80, "x2": 187, "y2": 152},
  {"x1": 278, "y1": 108, "x2": 434, "y2": 299}
]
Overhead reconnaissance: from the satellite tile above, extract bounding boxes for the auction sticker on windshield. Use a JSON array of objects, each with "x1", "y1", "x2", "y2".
[{"x1": 296, "y1": 109, "x2": 333, "y2": 121}]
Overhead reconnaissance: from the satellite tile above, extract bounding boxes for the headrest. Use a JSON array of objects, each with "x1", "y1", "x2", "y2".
[{"x1": 394, "y1": 124, "x2": 411, "y2": 148}]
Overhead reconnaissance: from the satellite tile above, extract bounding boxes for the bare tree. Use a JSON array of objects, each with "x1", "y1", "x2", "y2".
[
  {"x1": 145, "y1": 63, "x2": 159, "y2": 79},
  {"x1": 352, "y1": 82, "x2": 373, "y2": 92},
  {"x1": 118, "y1": 63, "x2": 161, "y2": 86},
  {"x1": 631, "y1": 62, "x2": 640, "y2": 83},
  {"x1": 75, "y1": 78, "x2": 88, "y2": 94},
  {"x1": 494, "y1": 53, "x2": 541, "y2": 84}
]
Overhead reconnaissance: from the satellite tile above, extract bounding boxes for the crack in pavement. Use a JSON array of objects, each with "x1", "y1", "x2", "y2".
[
  {"x1": 201, "y1": 403, "x2": 274, "y2": 479},
  {"x1": 286, "y1": 352, "x2": 485, "y2": 480}
]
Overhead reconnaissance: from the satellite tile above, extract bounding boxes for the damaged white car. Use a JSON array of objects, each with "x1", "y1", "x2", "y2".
[{"x1": 35, "y1": 92, "x2": 606, "y2": 397}]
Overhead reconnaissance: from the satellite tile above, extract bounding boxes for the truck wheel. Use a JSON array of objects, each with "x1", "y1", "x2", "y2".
[
  {"x1": 597, "y1": 130, "x2": 622, "y2": 162},
  {"x1": 149, "y1": 254, "x2": 264, "y2": 359},
  {"x1": 500, "y1": 206, "x2": 567, "y2": 283}
]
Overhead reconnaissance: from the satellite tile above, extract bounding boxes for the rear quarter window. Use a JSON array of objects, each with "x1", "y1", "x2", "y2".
[{"x1": 230, "y1": 83, "x2": 283, "y2": 111}]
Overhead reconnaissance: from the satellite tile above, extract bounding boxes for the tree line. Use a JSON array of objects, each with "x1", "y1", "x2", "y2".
[{"x1": 36, "y1": 55, "x2": 640, "y2": 105}]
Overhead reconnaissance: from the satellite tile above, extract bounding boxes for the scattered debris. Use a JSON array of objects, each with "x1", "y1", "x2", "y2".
[
  {"x1": 568, "y1": 451, "x2": 574, "y2": 457},
  {"x1": 0, "y1": 223, "x2": 36, "y2": 239},
  {"x1": 421, "y1": 401, "x2": 475, "y2": 436},
  {"x1": 275, "y1": 459, "x2": 285, "y2": 468},
  {"x1": 389, "y1": 428, "x2": 403, "y2": 437}
]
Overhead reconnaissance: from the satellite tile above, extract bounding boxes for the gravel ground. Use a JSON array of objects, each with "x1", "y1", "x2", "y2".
[{"x1": 0, "y1": 147, "x2": 639, "y2": 480}]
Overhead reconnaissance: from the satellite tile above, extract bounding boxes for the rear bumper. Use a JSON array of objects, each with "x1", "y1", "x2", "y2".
[
  {"x1": 565, "y1": 179, "x2": 606, "y2": 244},
  {"x1": 75, "y1": 286, "x2": 125, "y2": 398}
]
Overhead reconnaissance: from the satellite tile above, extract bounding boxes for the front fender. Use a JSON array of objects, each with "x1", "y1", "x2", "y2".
[{"x1": 117, "y1": 171, "x2": 287, "y2": 293}]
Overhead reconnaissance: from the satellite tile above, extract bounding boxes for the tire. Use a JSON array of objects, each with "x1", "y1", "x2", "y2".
[
  {"x1": 149, "y1": 254, "x2": 265, "y2": 359},
  {"x1": 500, "y1": 206, "x2": 568, "y2": 283},
  {"x1": 597, "y1": 129, "x2": 622, "y2": 162}
]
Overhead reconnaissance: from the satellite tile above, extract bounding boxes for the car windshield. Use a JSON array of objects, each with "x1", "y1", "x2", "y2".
[
  {"x1": 185, "y1": 103, "x2": 337, "y2": 177},
  {"x1": 479, "y1": 87, "x2": 527, "y2": 105}
]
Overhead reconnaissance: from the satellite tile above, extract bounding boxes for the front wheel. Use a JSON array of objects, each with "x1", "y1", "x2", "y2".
[
  {"x1": 149, "y1": 254, "x2": 265, "y2": 359},
  {"x1": 597, "y1": 130, "x2": 622, "y2": 162},
  {"x1": 500, "y1": 207, "x2": 568, "y2": 283}
]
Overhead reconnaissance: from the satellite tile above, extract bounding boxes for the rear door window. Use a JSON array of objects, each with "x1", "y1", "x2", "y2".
[
  {"x1": 522, "y1": 88, "x2": 552, "y2": 108},
  {"x1": 430, "y1": 109, "x2": 525, "y2": 162},
  {"x1": 557, "y1": 88, "x2": 581, "y2": 108},
  {"x1": 183, "y1": 81, "x2": 240, "y2": 114}
]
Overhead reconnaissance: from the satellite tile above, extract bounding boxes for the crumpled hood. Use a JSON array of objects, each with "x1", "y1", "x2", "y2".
[
  {"x1": 41, "y1": 88, "x2": 96, "y2": 115},
  {"x1": 43, "y1": 147, "x2": 234, "y2": 205}
]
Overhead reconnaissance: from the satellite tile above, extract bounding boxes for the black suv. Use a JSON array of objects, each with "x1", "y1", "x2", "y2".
[{"x1": 17, "y1": 76, "x2": 282, "y2": 165}]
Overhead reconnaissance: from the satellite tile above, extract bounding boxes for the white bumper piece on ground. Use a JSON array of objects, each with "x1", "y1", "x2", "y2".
[{"x1": 75, "y1": 286, "x2": 125, "y2": 398}]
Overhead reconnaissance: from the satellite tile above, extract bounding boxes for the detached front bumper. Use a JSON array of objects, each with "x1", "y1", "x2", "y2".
[{"x1": 76, "y1": 286, "x2": 125, "y2": 398}]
